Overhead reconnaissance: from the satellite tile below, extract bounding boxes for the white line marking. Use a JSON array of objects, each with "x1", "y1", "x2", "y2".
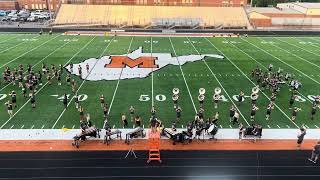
[
  {"x1": 72, "y1": 125, "x2": 75, "y2": 129},
  {"x1": 0, "y1": 34, "x2": 34, "y2": 54},
  {"x1": 305, "y1": 125, "x2": 309, "y2": 129},
  {"x1": 62, "y1": 125, "x2": 65, "y2": 129},
  {"x1": 107, "y1": 37, "x2": 134, "y2": 118},
  {"x1": 41, "y1": 125, "x2": 45, "y2": 129},
  {"x1": 277, "y1": 125, "x2": 280, "y2": 128},
  {"x1": 315, "y1": 125, "x2": 319, "y2": 128},
  {"x1": 286, "y1": 125, "x2": 290, "y2": 128},
  {"x1": 267, "y1": 125, "x2": 271, "y2": 128},
  {"x1": 229, "y1": 125, "x2": 232, "y2": 128},
  {"x1": 20, "y1": 125, "x2": 24, "y2": 129},
  {"x1": 0, "y1": 35, "x2": 60, "y2": 69},
  {"x1": 10, "y1": 125, "x2": 14, "y2": 129},
  {"x1": 52, "y1": 36, "x2": 109, "y2": 129},
  {"x1": 242, "y1": 37, "x2": 320, "y2": 85},
  {"x1": 31, "y1": 125, "x2": 34, "y2": 129},
  {"x1": 113, "y1": 125, "x2": 115, "y2": 129},
  {"x1": 220, "y1": 125, "x2": 222, "y2": 128},
  {"x1": 169, "y1": 37, "x2": 197, "y2": 113}
]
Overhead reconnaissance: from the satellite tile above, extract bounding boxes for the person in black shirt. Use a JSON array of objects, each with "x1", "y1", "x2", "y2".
[
  {"x1": 134, "y1": 115, "x2": 141, "y2": 127},
  {"x1": 238, "y1": 90, "x2": 244, "y2": 106},
  {"x1": 308, "y1": 141, "x2": 320, "y2": 164},
  {"x1": 176, "y1": 106, "x2": 182, "y2": 122},
  {"x1": 289, "y1": 95, "x2": 295, "y2": 109},
  {"x1": 103, "y1": 105, "x2": 108, "y2": 118},
  {"x1": 74, "y1": 95, "x2": 79, "y2": 110},
  {"x1": 292, "y1": 107, "x2": 301, "y2": 121},
  {"x1": 100, "y1": 95, "x2": 105, "y2": 108},
  {"x1": 265, "y1": 102, "x2": 273, "y2": 120},
  {"x1": 10, "y1": 91, "x2": 17, "y2": 108},
  {"x1": 310, "y1": 102, "x2": 318, "y2": 120},
  {"x1": 297, "y1": 126, "x2": 306, "y2": 148},
  {"x1": 151, "y1": 106, "x2": 156, "y2": 118},
  {"x1": 30, "y1": 93, "x2": 36, "y2": 108},
  {"x1": 229, "y1": 105, "x2": 235, "y2": 122},
  {"x1": 129, "y1": 105, "x2": 135, "y2": 121},
  {"x1": 5, "y1": 101, "x2": 13, "y2": 118},
  {"x1": 63, "y1": 94, "x2": 68, "y2": 109}
]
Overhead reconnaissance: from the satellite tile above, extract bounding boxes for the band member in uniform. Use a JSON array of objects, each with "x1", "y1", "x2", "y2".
[
  {"x1": 212, "y1": 112, "x2": 219, "y2": 124},
  {"x1": 66, "y1": 74, "x2": 71, "y2": 85},
  {"x1": 57, "y1": 71, "x2": 62, "y2": 86},
  {"x1": 42, "y1": 63, "x2": 47, "y2": 75},
  {"x1": 270, "y1": 93, "x2": 276, "y2": 103},
  {"x1": 86, "y1": 63, "x2": 90, "y2": 73},
  {"x1": 265, "y1": 102, "x2": 273, "y2": 120},
  {"x1": 232, "y1": 110, "x2": 240, "y2": 125},
  {"x1": 5, "y1": 101, "x2": 13, "y2": 118},
  {"x1": 100, "y1": 95, "x2": 105, "y2": 108},
  {"x1": 239, "y1": 123, "x2": 245, "y2": 140},
  {"x1": 78, "y1": 65, "x2": 82, "y2": 77},
  {"x1": 289, "y1": 95, "x2": 296, "y2": 109},
  {"x1": 79, "y1": 106, "x2": 85, "y2": 121},
  {"x1": 175, "y1": 106, "x2": 182, "y2": 122},
  {"x1": 198, "y1": 107, "x2": 204, "y2": 120},
  {"x1": 151, "y1": 106, "x2": 156, "y2": 118},
  {"x1": 238, "y1": 90, "x2": 244, "y2": 106},
  {"x1": 297, "y1": 126, "x2": 306, "y2": 148},
  {"x1": 121, "y1": 113, "x2": 128, "y2": 128},
  {"x1": 74, "y1": 95, "x2": 80, "y2": 109},
  {"x1": 71, "y1": 79, "x2": 77, "y2": 93},
  {"x1": 229, "y1": 105, "x2": 235, "y2": 122},
  {"x1": 38, "y1": 71, "x2": 42, "y2": 86},
  {"x1": 10, "y1": 91, "x2": 17, "y2": 108},
  {"x1": 47, "y1": 73, "x2": 52, "y2": 85},
  {"x1": 292, "y1": 107, "x2": 301, "y2": 121},
  {"x1": 134, "y1": 115, "x2": 141, "y2": 127},
  {"x1": 250, "y1": 104, "x2": 259, "y2": 121},
  {"x1": 22, "y1": 86, "x2": 27, "y2": 98},
  {"x1": 129, "y1": 105, "x2": 135, "y2": 121},
  {"x1": 268, "y1": 64, "x2": 273, "y2": 72},
  {"x1": 103, "y1": 105, "x2": 108, "y2": 118},
  {"x1": 63, "y1": 94, "x2": 68, "y2": 109},
  {"x1": 70, "y1": 64, "x2": 73, "y2": 73},
  {"x1": 59, "y1": 64, "x2": 63, "y2": 74},
  {"x1": 30, "y1": 93, "x2": 36, "y2": 108},
  {"x1": 311, "y1": 102, "x2": 318, "y2": 120}
]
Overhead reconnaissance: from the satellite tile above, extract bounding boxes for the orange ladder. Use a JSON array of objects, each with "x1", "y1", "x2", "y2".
[{"x1": 147, "y1": 129, "x2": 161, "y2": 163}]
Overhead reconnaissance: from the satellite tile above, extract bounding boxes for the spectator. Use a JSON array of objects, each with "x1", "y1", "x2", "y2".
[
  {"x1": 297, "y1": 126, "x2": 306, "y2": 148},
  {"x1": 308, "y1": 141, "x2": 320, "y2": 164}
]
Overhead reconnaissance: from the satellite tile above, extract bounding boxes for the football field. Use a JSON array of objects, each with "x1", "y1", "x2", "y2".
[{"x1": 0, "y1": 33, "x2": 319, "y2": 130}]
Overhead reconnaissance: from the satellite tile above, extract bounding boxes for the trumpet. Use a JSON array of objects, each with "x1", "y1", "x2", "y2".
[
  {"x1": 199, "y1": 88, "x2": 206, "y2": 95},
  {"x1": 198, "y1": 94, "x2": 205, "y2": 101}
]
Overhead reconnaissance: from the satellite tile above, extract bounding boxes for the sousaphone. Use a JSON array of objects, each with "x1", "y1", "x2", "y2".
[{"x1": 199, "y1": 88, "x2": 206, "y2": 95}]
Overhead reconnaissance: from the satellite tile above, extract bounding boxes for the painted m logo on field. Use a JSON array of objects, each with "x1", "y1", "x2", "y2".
[{"x1": 105, "y1": 56, "x2": 159, "y2": 68}]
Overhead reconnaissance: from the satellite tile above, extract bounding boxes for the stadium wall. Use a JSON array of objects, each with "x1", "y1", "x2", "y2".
[{"x1": 0, "y1": 0, "x2": 19, "y2": 10}]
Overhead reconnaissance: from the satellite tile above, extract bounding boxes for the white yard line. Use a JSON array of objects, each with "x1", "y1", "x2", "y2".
[
  {"x1": 241, "y1": 37, "x2": 320, "y2": 85},
  {"x1": 169, "y1": 37, "x2": 197, "y2": 113},
  {"x1": 107, "y1": 37, "x2": 134, "y2": 116},
  {"x1": 20, "y1": 125, "x2": 24, "y2": 129},
  {"x1": 205, "y1": 37, "x2": 299, "y2": 129},
  {"x1": 0, "y1": 37, "x2": 96, "y2": 129},
  {"x1": 271, "y1": 37, "x2": 320, "y2": 70},
  {"x1": 186, "y1": 37, "x2": 250, "y2": 126},
  {"x1": 52, "y1": 36, "x2": 110, "y2": 129},
  {"x1": 151, "y1": 37, "x2": 154, "y2": 107},
  {"x1": 226, "y1": 38, "x2": 312, "y2": 104},
  {"x1": 0, "y1": 41, "x2": 71, "y2": 92},
  {"x1": 0, "y1": 35, "x2": 60, "y2": 69},
  {"x1": 41, "y1": 125, "x2": 45, "y2": 129},
  {"x1": 31, "y1": 125, "x2": 34, "y2": 129},
  {"x1": 0, "y1": 34, "x2": 23, "y2": 44},
  {"x1": 0, "y1": 34, "x2": 38, "y2": 54}
]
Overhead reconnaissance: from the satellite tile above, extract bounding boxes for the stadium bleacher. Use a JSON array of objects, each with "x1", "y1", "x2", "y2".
[{"x1": 53, "y1": 4, "x2": 250, "y2": 29}]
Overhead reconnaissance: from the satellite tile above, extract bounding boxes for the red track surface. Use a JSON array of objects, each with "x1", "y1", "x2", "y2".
[{"x1": 0, "y1": 139, "x2": 318, "y2": 151}]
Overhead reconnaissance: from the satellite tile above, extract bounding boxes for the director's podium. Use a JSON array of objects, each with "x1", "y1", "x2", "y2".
[{"x1": 147, "y1": 129, "x2": 161, "y2": 163}]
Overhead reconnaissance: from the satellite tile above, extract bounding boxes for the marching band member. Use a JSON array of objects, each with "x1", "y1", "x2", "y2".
[
  {"x1": 66, "y1": 74, "x2": 71, "y2": 85},
  {"x1": 63, "y1": 94, "x2": 68, "y2": 109},
  {"x1": 86, "y1": 63, "x2": 90, "y2": 73},
  {"x1": 70, "y1": 64, "x2": 73, "y2": 73},
  {"x1": 78, "y1": 65, "x2": 82, "y2": 77},
  {"x1": 238, "y1": 90, "x2": 244, "y2": 106},
  {"x1": 292, "y1": 107, "x2": 301, "y2": 121},
  {"x1": 100, "y1": 95, "x2": 105, "y2": 108},
  {"x1": 121, "y1": 113, "x2": 128, "y2": 128},
  {"x1": 265, "y1": 102, "x2": 273, "y2": 120},
  {"x1": 79, "y1": 106, "x2": 85, "y2": 121},
  {"x1": 71, "y1": 79, "x2": 77, "y2": 93},
  {"x1": 175, "y1": 106, "x2": 182, "y2": 122},
  {"x1": 212, "y1": 112, "x2": 219, "y2": 124},
  {"x1": 5, "y1": 101, "x2": 13, "y2": 118},
  {"x1": 9, "y1": 91, "x2": 17, "y2": 108},
  {"x1": 310, "y1": 102, "x2": 318, "y2": 120},
  {"x1": 232, "y1": 110, "x2": 240, "y2": 125},
  {"x1": 103, "y1": 104, "x2": 108, "y2": 118},
  {"x1": 134, "y1": 115, "x2": 141, "y2": 127},
  {"x1": 151, "y1": 106, "x2": 156, "y2": 118},
  {"x1": 289, "y1": 94, "x2": 296, "y2": 109},
  {"x1": 250, "y1": 104, "x2": 259, "y2": 121},
  {"x1": 74, "y1": 95, "x2": 80, "y2": 110},
  {"x1": 30, "y1": 93, "x2": 36, "y2": 108},
  {"x1": 57, "y1": 71, "x2": 62, "y2": 86},
  {"x1": 229, "y1": 105, "x2": 235, "y2": 122},
  {"x1": 198, "y1": 107, "x2": 204, "y2": 120},
  {"x1": 129, "y1": 105, "x2": 135, "y2": 121}
]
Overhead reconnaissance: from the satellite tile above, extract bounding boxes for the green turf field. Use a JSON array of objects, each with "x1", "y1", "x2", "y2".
[{"x1": 0, "y1": 33, "x2": 319, "y2": 130}]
